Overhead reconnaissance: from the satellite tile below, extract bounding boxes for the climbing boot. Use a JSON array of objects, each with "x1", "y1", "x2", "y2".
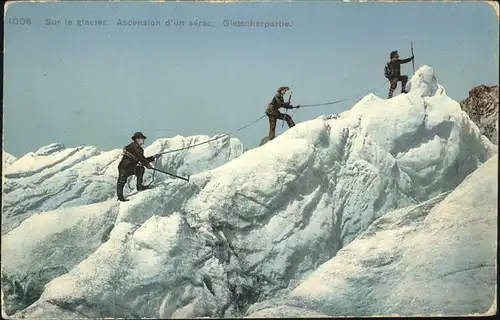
[
  {"x1": 117, "y1": 183, "x2": 128, "y2": 202},
  {"x1": 259, "y1": 136, "x2": 270, "y2": 146}
]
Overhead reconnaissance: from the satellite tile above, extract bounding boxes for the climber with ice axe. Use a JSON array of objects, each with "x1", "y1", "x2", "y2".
[
  {"x1": 116, "y1": 132, "x2": 189, "y2": 202},
  {"x1": 384, "y1": 49, "x2": 414, "y2": 99},
  {"x1": 260, "y1": 86, "x2": 301, "y2": 146}
]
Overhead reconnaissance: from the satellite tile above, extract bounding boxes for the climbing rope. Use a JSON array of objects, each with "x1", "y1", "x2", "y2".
[
  {"x1": 158, "y1": 114, "x2": 267, "y2": 156},
  {"x1": 297, "y1": 81, "x2": 389, "y2": 108},
  {"x1": 297, "y1": 98, "x2": 348, "y2": 108},
  {"x1": 286, "y1": 80, "x2": 389, "y2": 121},
  {"x1": 124, "y1": 115, "x2": 265, "y2": 187},
  {"x1": 156, "y1": 80, "x2": 391, "y2": 156},
  {"x1": 124, "y1": 79, "x2": 392, "y2": 187}
]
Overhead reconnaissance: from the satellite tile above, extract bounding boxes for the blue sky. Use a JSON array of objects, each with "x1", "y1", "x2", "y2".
[{"x1": 3, "y1": 1, "x2": 498, "y2": 157}]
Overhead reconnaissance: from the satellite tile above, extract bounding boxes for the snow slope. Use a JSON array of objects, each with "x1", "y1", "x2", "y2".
[
  {"x1": 1, "y1": 66, "x2": 497, "y2": 318},
  {"x1": 246, "y1": 154, "x2": 497, "y2": 317},
  {"x1": 1, "y1": 136, "x2": 243, "y2": 233}
]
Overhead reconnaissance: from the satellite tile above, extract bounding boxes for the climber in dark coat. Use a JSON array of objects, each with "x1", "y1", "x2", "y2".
[
  {"x1": 386, "y1": 50, "x2": 414, "y2": 99},
  {"x1": 264, "y1": 86, "x2": 300, "y2": 142},
  {"x1": 116, "y1": 132, "x2": 160, "y2": 202}
]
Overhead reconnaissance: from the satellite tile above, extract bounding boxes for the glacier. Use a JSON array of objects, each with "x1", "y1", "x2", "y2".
[{"x1": 1, "y1": 66, "x2": 497, "y2": 318}]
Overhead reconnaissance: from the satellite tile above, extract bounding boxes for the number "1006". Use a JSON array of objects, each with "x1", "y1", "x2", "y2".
[{"x1": 6, "y1": 17, "x2": 32, "y2": 25}]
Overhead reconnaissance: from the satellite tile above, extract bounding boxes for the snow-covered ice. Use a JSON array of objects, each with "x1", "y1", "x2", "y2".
[
  {"x1": 1, "y1": 201, "x2": 119, "y2": 314},
  {"x1": 3, "y1": 151, "x2": 17, "y2": 169},
  {"x1": 2, "y1": 151, "x2": 18, "y2": 190},
  {"x1": 246, "y1": 153, "x2": 497, "y2": 317},
  {"x1": 1, "y1": 66, "x2": 497, "y2": 318}
]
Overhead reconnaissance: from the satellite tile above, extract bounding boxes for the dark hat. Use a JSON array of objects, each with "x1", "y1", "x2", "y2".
[
  {"x1": 277, "y1": 86, "x2": 290, "y2": 92},
  {"x1": 390, "y1": 50, "x2": 398, "y2": 59},
  {"x1": 131, "y1": 132, "x2": 147, "y2": 140}
]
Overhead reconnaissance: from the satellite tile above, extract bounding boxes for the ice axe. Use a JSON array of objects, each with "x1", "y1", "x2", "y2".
[
  {"x1": 123, "y1": 148, "x2": 190, "y2": 183},
  {"x1": 282, "y1": 90, "x2": 293, "y2": 129},
  {"x1": 150, "y1": 167, "x2": 190, "y2": 182},
  {"x1": 411, "y1": 40, "x2": 415, "y2": 73}
]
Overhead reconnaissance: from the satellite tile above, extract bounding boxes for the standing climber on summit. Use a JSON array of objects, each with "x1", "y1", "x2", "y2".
[
  {"x1": 385, "y1": 50, "x2": 414, "y2": 99},
  {"x1": 264, "y1": 86, "x2": 300, "y2": 142},
  {"x1": 116, "y1": 132, "x2": 160, "y2": 202}
]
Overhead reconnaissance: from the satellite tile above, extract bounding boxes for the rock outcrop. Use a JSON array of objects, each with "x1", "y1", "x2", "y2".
[{"x1": 460, "y1": 85, "x2": 499, "y2": 144}]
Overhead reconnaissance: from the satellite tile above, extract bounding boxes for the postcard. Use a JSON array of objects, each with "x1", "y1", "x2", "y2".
[{"x1": 2, "y1": 1, "x2": 498, "y2": 318}]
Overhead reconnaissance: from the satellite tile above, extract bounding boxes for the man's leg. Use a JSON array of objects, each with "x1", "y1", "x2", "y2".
[
  {"x1": 399, "y1": 75, "x2": 409, "y2": 93},
  {"x1": 268, "y1": 114, "x2": 278, "y2": 140},
  {"x1": 116, "y1": 168, "x2": 132, "y2": 201},
  {"x1": 284, "y1": 114, "x2": 295, "y2": 128},
  {"x1": 275, "y1": 112, "x2": 295, "y2": 128},
  {"x1": 388, "y1": 78, "x2": 398, "y2": 99},
  {"x1": 135, "y1": 166, "x2": 149, "y2": 191}
]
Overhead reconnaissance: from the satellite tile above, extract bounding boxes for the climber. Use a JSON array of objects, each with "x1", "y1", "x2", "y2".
[
  {"x1": 385, "y1": 50, "x2": 414, "y2": 99},
  {"x1": 116, "y1": 132, "x2": 160, "y2": 202},
  {"x1": 264, "y1": 86, "x2": 300, "y2": 142}
]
